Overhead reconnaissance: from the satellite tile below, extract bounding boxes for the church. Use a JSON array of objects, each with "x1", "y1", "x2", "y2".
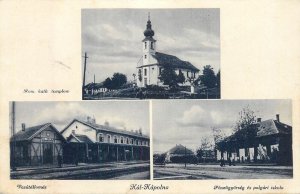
[{"x1": 136, "y1": 15, "x2": 200, "y2": 87}]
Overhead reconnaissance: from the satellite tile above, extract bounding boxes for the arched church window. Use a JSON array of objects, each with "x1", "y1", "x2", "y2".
[
  {"x1": 145, "y1": 42, "x2": 147, "y2": 49},
  {"x1": 120, "y1": 136, "x2": 124, "y2": 144},
  {"x1": 126, "y1": 137, "x2": 129, "y2": 144},
  {"x1": 98, "y1": 133, "x2": 104, "y2": 142},
  {"x1": 159, "y1": 67, "x2": 162, "y2": 75},
  {"x1": 138, "y1": 69, "x2": 142, "y2": 82},
  {"x1": 114, "y1": 135, "x2": 118, "y2": 143}
]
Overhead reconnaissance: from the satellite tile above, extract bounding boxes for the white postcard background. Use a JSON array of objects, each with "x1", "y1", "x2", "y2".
[{"x1": 0, "y1": 0, "x2": 300, "y2": 194}]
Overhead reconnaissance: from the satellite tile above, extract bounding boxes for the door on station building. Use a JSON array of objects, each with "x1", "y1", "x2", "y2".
[{"x1": 43, "y1": 143, "x2": 53, "y2": 164}]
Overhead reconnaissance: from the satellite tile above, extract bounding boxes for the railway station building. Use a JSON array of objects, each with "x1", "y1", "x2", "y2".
[
  {"x1": 61, "y1": 117, "x2": 150, "y2": 164},
  {"x1": 10, "y1": 123, "x2": 65, "y2": 167},
  {"x1": 10, "y1": 118, "x2": 150, "y2": 167}
]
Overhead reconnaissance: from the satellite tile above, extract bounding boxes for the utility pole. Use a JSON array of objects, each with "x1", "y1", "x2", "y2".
[
  {"x1": 94, "y1": 74, "x2": 95, "y2": 84},
  {"x1": 11, "y1": 101, "x2": 16, "y2": 171},
  {"x1": 184, "y1": 146, "x2": 187, "y2": 168},
  {"x1": 82, "y1": 52, "x2": 88, "y2": 99}
]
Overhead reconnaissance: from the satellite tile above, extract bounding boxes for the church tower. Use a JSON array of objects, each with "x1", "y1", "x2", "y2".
[{"x1": 142, "y1": 13, "x2": 156, "y2": 65}]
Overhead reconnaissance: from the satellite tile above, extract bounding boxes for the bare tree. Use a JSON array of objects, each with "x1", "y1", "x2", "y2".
[
  {"x1": 196, "y1": 137, "x2": 213, "y2": 163},
  {"x1": 234, "y1": 106, "x2": 257, "y2": 133}
]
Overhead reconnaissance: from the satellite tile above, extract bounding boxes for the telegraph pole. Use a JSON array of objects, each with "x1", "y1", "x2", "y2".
[
  {"x1": 184, "y1": 146, "x2": 187, "y2": 168},
  {"x1": 94, "y1": 74, "x2": 95, "y2": 84},
  {"x1": 11, "y1": 101, "x2": 16, "y2": 171},
  {"x1": 82, "y1": 52, "x2": 88, "y2": 99}
]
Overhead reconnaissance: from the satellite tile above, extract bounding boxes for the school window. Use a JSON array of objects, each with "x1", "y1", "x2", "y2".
[
  {"x1": 136, "y1": 139, "x2": 138, "y2": 145},
  {"x1": 114, "y1": 136, "x2": 118, "y2": 143},
  {"x1": 120, "y1": 137, "x2": 124, "y2": 144},
  {"x1": 126, "y1": 137, "x2": 129, "y2": 144},
  {"x1": 131, "y1": 138, "x2": 134, "y2": 144},
  {"x1": 107, "y1": 135, "x2": 111, "y2": 143},
  {"x1": 98, "y1": 133, "x2": 104, "y2": 142}
]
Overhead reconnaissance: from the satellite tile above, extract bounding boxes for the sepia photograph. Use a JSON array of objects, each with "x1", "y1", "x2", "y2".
[
  {"x1": 82, "y1": 9, "x2": 220, "y2": 100},
  {"x1": 9, "y1": 101, "x2": 150, "y2": 180},
  {"x1": 153, "y1": 100, "x2": 293, "y2": 180}
]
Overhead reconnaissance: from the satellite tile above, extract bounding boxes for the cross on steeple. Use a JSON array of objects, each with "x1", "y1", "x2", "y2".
[{"x1": 148, "y1": 12, "x2": 150, "y2": 21}]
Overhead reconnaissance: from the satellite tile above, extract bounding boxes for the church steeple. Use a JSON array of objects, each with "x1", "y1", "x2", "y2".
[
  {"x1": 143, "y1": 13, "x2": 155, "y2": 38},
  {"x1": 142, "y1": 13, "x2": 156, "y2": 66}
]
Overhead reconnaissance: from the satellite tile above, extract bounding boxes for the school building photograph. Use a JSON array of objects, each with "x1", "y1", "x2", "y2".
[{"x1": 153, "y1": 100, "x2": 293, "y2": 180}]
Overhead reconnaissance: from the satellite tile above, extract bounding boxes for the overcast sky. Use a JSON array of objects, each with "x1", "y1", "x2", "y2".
[
  {"x1": 153, "y1": 100, "x2": 292, "y2": 153},
  {"x1": 82, "y1": 9, "x2": 220, "y2": 84},
  {"x1": 12, "y1": 101, "x2": 149, "y2": 135}
]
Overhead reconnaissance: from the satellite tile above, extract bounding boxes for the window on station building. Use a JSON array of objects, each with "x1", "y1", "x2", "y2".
[
  {"x1": 114, "y1": 135, "x2": 118, "y2": 143},
  {"x1": 107, "y1": 135, "x2": 111, "y2": 143},
  {"x1": 144, "y1": 42, "x2": 147, "y2": 49},
  {"x1": 126, "y1": 137, "x2": 129, "y2": 144},
  {"x1": 120, "y1": 136, "x2": 124, "y2": 144},
  {"x1": 98, "y1": 133, "x2": 104, "y2": 142}
]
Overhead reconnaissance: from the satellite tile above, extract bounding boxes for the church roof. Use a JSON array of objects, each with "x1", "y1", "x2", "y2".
[{"x1": 152, "y1": 52, "x2": 200, "y2": 72}]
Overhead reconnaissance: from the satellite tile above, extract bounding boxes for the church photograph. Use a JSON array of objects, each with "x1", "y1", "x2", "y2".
[
  {"x1": 9, "y1": 101, "x2": 150, "y2": 180},
  {"x1": 81, "y1": 9, "x2": 220, "y2": 99},
  {"x1": 152, "y1": 100, "x2": 293, "y2": 180}
]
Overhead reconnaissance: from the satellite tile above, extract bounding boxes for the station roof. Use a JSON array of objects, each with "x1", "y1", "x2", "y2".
[
  {"x1": 61, "y1": 119, "x2": 149, "y2": 139},
  {"x1": 10, "y1": 123, "x2": 65, "y2": 142}
]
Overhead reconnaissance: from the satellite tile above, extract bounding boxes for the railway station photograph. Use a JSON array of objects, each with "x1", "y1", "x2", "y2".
[
  {"x1": 153, "y1": 100, "x2": 293, "y2": 180},
  {"x1": 9, "y1": 101, "x2": 150, "y2": 180}
]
